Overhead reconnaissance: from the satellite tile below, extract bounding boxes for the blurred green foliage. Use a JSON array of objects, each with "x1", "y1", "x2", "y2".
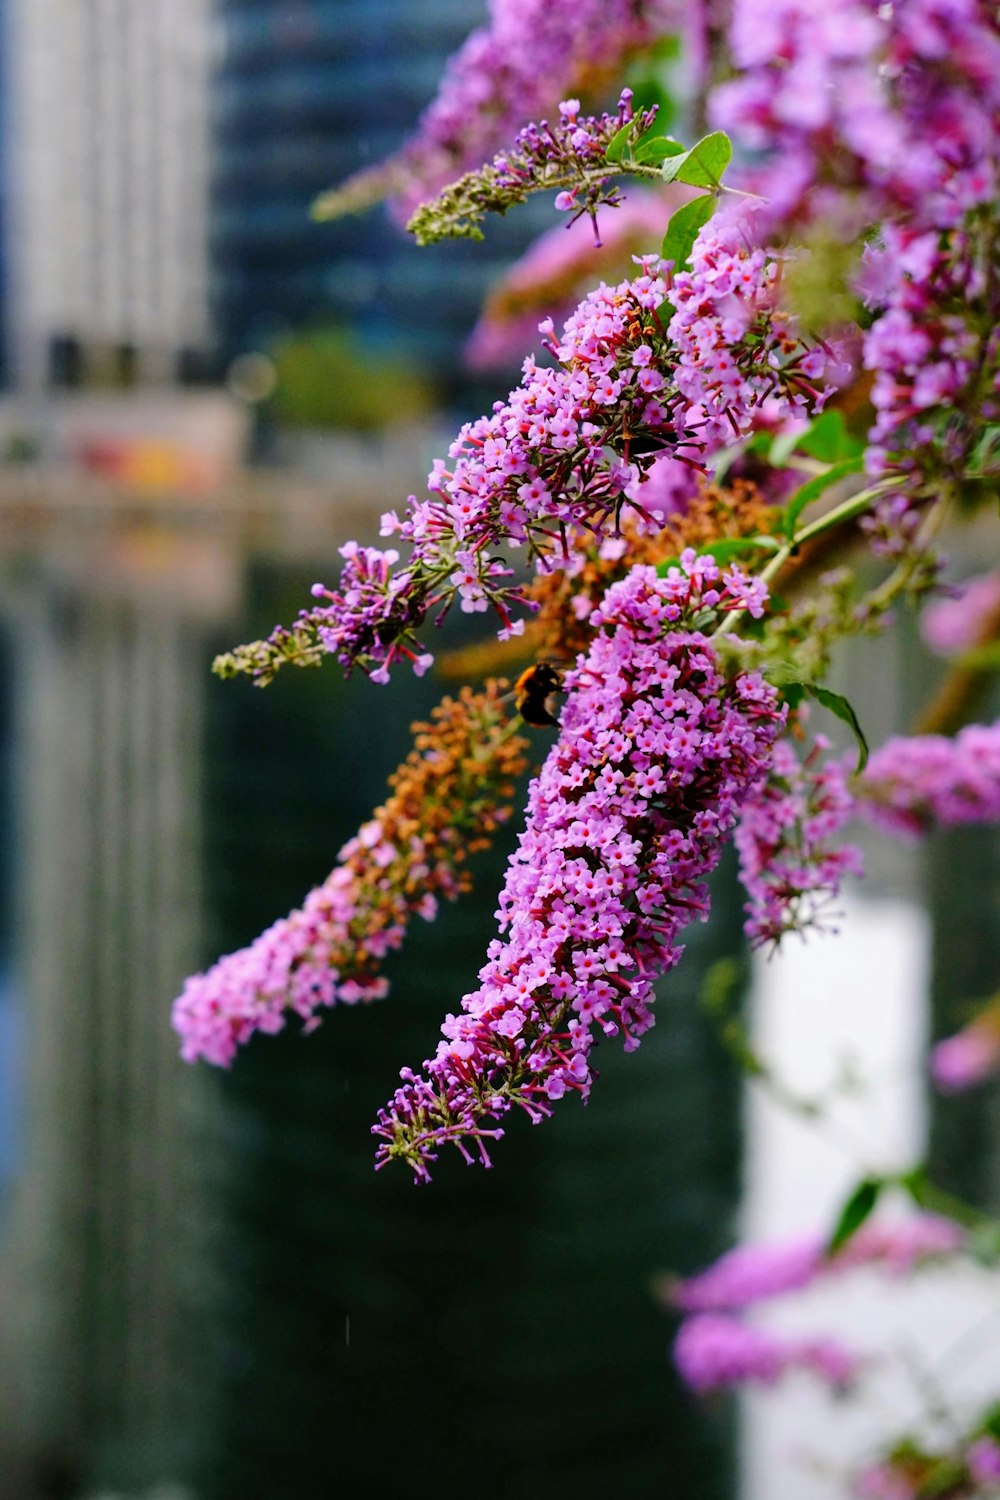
[{"x1": 269, "y1": 327, "x2": 436, "y2": 431}]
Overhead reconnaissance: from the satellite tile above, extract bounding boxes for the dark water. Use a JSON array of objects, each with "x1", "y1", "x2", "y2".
[
  {"x1": 198, "y1": 561, "x2": 743, "y2": 1500},
  {"x1": 0, "y1": 535, "x2": 743, "y2": 1500},
  {"x1": 4, "y1": 519, "x2": 1000, "y2": 1500}
]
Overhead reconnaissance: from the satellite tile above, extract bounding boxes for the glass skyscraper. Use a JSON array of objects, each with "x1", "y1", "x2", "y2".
[{"x1": 212, "y1": 0, "x2": 538, "y2": 388}]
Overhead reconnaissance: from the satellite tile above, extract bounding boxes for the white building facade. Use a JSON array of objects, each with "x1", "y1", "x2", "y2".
[{"x1": 5, "y1": 0, "x2": 212, "y2": 390}]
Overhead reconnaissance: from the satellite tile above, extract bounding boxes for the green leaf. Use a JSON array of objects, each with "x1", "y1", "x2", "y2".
[
  {"x1": 798, "y1": 410, "x2": 864, "y2": 464},
  {"x1": 782, "y1": 457, "x2": 864, "y2": 539},
  {"x1": 827, "y1": 1177, "x2": 882, "y2": 1256},
  {"x1": 635, "y1": 136, "x2": 686, "y2": 166},
  {"x1": 807, "y1": 684, "x2": 869, "y2": 771},
  {"x1": 605, "y1": 122, "x2": 636, "y2": 164},
  {"x1": 661, "y1": 130, "x2": 732, "y2": 188},
  {"x1": 769, "y1": 412, "x2": 864, "y2": 470},
  {"x1": 695, "y1": 536, "x2": 781, "y2": 564},
  {"x1": 660, "y1": 193, "x2": 717, "y2": 271}
]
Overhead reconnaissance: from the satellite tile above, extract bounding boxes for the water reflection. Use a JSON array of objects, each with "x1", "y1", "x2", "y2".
[{"x1": 0, "y1": 471, "x2": 744, "y2": 1500}]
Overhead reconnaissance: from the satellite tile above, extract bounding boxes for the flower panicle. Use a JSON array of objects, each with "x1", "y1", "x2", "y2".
[
  {"x1": 172, "y1": 682, "x2": 530, "y2": 1066},
  {"x1": 734, "y1": 735, "x2": 864, "y2": 948},
  {"x1": 672, "y1": 1213, "x2": 966, "y2": 1315},
  {"x1": 219, "y1": 239, "x2": 828, "y2": 689},
  {"x1": 312, "y1": 0, "x2": 675, "y2": 224},
  {"x1": 406, "y1": 92, "x2": 659, "y2": 246},
  {"x1": 857, "y1": 717, "x2": 1000, "y2": 836},
  {"x1": 373, "y1": 564, "x2": 786, "y2": 1181}
]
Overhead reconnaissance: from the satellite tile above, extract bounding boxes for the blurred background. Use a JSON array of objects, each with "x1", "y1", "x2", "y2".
[{"x1": 0, "y1": 5, "x2": 997, "y2": 1499}]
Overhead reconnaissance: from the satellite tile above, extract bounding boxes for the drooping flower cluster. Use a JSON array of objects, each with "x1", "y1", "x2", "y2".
[
  {"x1": 172, "y1": 684, "x2": 529, "y2": 1066},
  {"x1": 734, "y1": 735, "x2": 863, "y2": 947},
  {"x1": 372, "y1": 563, "x2": 785, "y2": 1181},
  {"x1": 712, "y1": 0, "x2": 1000, "y2": 549},
  {"x1": 861, "y1": 219, "x2": 1000, "y2": 483},
  {"x1": 672, "y1": 1213, "x2": 964, "y2": 1397},
  {"x1": 313, "y1": 0, "x2": 679, "y2": 223},
  {"x1": 672, "y1": 1214, "x2": 965, "y2": 1313},
  {"x1": 407, "y1": 93, "x2": 661, "y2": 246},
  {"x1": 712, "y1": 0, "x2": 1000, "y2": 236},
  {"x1": 219, "y1": 249, "x2": 824, "y2": 687},
  {"x1": 858, "y1": 718, "x2": 1000, "y2": 838},
  {"x1": 922, "y1": 569, "x2": 1000, "y2": 657},
  {"x1": 674, "y1": 1314, "x2": 858, "y2": 1395}
]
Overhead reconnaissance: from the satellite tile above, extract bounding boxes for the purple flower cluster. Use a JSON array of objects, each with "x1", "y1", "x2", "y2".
[
  {"x1": 667, "y1": 213, "x2": 828, "y2": 450},
  {"x1": 364, "y1": 0, "x2": 678, "y2": 216},
  {"x1": 674, "y1": 1314, "x2": 857, "y2": 1395},
  {"x1": 968, "y1": 1437, "x2": 1000, "y2": 1487},
  {"x1": 922, "y1": 568, "x2": 1000, "y2": 657},
  {"x1": 713, "y1": 0, "x2": 999, "y2": 540},
  {"x1": 373, "y1": 564, "x2": 785, "y2": 1180},
  {"x1": 931, "y1": 1020, "x2": 1000, "y2": 1095},
  {"x1": 407, "y1": 92, "x2": 664, "y2": 246},
  {"x1": 507, "y1": 94, "x2": 651, "y2": 235},
  {"x1": 734, "y1": 736, "x2": 863, "y2": 947},
  {"x1": 173, "y1": 864, "x2": 375, "y2": 1068},
  {"x1": 229, "y1": 250, "x2": 825, "y2": 686},
  {"x1": 858, "y1": 718, "x2": 1000, "y2": 837},
  {"x1": 713, "y1": 0, "x2": 1000, "y2": 235},
  {"x1": 861, "y1": 221, "x2": 999, "y2": 482},
  {"x1": 674, "y1": 1214, "x2": 966, "y2": 1313}
]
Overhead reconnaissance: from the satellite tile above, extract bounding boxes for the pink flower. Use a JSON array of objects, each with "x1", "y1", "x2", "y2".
[
  {"x1": 735, "y1": 737, "x2": 863, "y2": 947},
  {"x1": 931, "y1": 1025, "x2": 1000, "y2": 1094},
  {"x1": 858, "y1": 719, "x2": 1000, "y2": 836},
  {"x1": 373, "y1": 564, "x2": 785, "y2": 1180},
  {"x1": 674, "y1": 1314, "x2": 858, "y2": 1394},
  {"x1": 968, "y1": 1436, "x2": 1000, "y2": 1485},
  {"x1": 673, "y1": 1214, "x2": 965, "y2": 1312},
  {"x1": 922, "y1": 570, "x2": 1000, "y2": 656}
]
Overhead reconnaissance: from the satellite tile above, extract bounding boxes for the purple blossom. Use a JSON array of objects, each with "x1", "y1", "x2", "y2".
[
  {"x1": 674, "y1": 1214, "x2": 966, "y2": 1313},
  {"x1": 858, "y1": 719, "x2": 1000, "y2": 837},
  {"x1": 861, "y1": 221, "x2": 996, "y2": 488},
  {"x1": 674, "y1": 1314, "x2": 858, "y2": 1395},
  {"x1": 931, "y1": 1024, "x2": 1000, "y2": 1094},
  {"x1": 734, "y1": 736, "x2": 863, "y2": 947},
  {"x1": 326, "y1": 0, "x2": 683, "y2": 219},
  {"x1": 968, "y1": 1436, "x2": 1000, "y2": 1486},
  {"x1": 712, "y1": 0, "x2": 1000, "y2": 235},
  {"x1": 667, "y1": 213, "x2": 828, "y2": 451},
  {"x1": 233, "y1": 253, "x2": 827, "y2": 686},
  {"x1": 922, "y1": 570, "x2": 1000, "y2": 656},
  {"x1": 373, "y1": 564, "x2": 785, "y2": 1180}
]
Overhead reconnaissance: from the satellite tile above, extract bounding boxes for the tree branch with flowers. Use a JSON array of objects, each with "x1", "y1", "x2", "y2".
[{"x1": 176, "y1": 1, "x2": 1000, "y2": 1492}]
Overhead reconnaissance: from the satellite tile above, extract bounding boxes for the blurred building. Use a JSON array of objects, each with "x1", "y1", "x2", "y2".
[
  {"x1": 4, "y1": 0, "x2": 213, "y2": 391},
  {"x1": 211, "y1": 0, "x2": 534, "y2": 384}
]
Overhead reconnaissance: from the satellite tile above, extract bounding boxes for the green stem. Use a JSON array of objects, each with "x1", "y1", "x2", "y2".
[{"x1": 712, "y1": 477, "x2": 906, "y2": 639}]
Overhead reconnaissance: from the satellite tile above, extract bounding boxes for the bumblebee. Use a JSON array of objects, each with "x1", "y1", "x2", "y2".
[{"x1": 513, "y1": 662, "x2": 565, "y2": 727}]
